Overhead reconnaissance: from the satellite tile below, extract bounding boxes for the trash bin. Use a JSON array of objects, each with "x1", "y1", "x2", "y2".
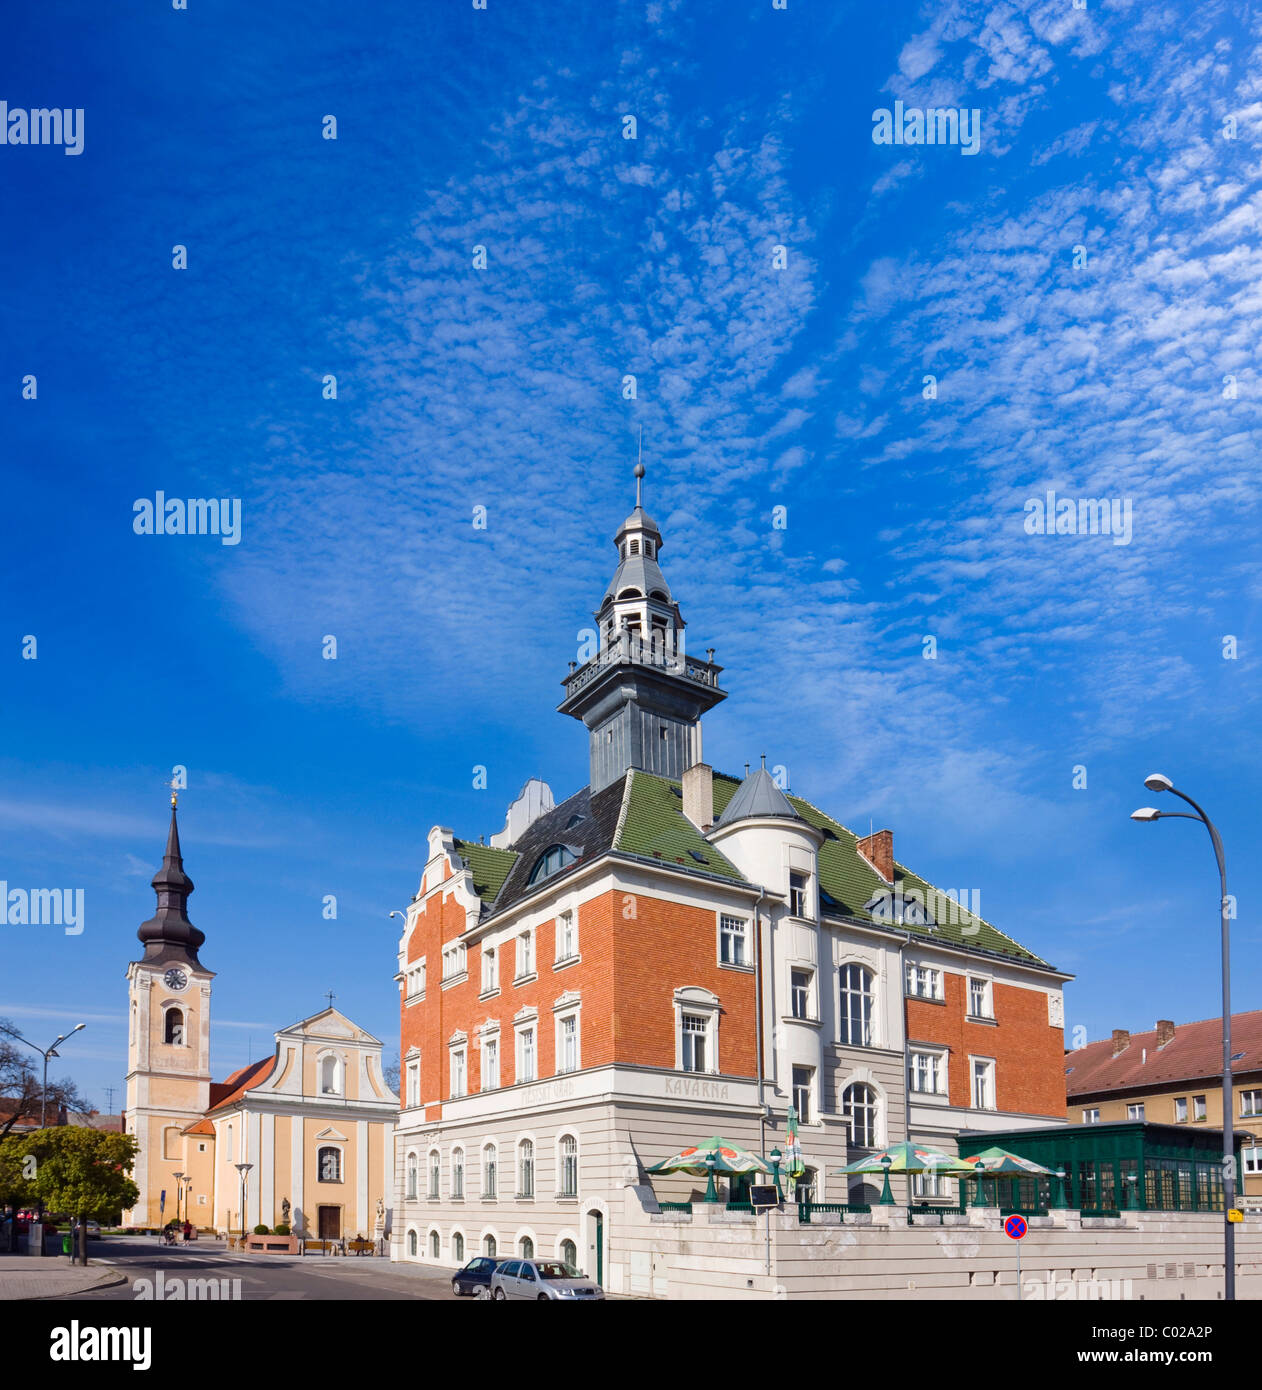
[{"x1": 61, "y1": 1233, "x2": 72, "y2": 1256}]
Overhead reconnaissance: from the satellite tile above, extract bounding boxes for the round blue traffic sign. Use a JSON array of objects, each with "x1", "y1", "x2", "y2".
[{"x1": 1004, "y1": 1214, "x2": 1027, "y2": 1240}]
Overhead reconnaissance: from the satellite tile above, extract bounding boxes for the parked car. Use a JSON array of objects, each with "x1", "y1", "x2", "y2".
[
  {"x1": 490, "y1": 1258, "x2": 604, "y2": 1301},
  {"x1": 451, "y1": 1255, "x2": 504, "y2": 1297}
]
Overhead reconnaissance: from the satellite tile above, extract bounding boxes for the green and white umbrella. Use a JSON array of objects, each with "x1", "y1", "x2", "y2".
[
  {"x1": 833, "y1": 1142, "x2": 974, "y2": 1204},
  {"x1": 957, "y1": 1146, "x2": 1056, "y2": 1177},
  {"x1": 646, "y1": 1135, "x2": 769, "y2": 1176}
]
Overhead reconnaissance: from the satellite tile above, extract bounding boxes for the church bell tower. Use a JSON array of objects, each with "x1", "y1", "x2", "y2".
[
  {"x1": 558, "y1": 464, "x2": 727, "y2": 791},
  {"x1": 123, "y1": 796, "x2": 214, "y2": 1227}
]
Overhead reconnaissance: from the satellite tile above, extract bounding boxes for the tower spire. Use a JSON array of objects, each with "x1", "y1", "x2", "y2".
[{"x1": 137, "y1": 796, "x2": 206, "y2": 965}]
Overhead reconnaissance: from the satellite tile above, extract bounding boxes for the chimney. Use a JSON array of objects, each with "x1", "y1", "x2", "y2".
[
  {"x1": 682, "y1": 762, "x2": 714, "y2": 832},
  {"x1": 856, "y1": 828, "x2": 894, "y2": 883},
  {"x1": 1156, "y1": 1019, "x2": 1176, "y2": 1048},
  {"x1": 1111, "y1": 1029, "x2": 1130, "y2": 1057}
]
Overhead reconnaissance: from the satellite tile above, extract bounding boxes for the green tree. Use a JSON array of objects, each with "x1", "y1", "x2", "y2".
[{"x1": 19, "y1": 1128, "x2": 138, "y2": 1262}]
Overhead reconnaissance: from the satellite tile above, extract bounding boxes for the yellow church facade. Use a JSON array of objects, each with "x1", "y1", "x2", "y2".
[{"x1": 122, "y1": 802, "x2": 396, "y2": 1239}]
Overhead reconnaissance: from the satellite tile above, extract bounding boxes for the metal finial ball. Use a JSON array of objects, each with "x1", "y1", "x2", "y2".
[{"x1": 633, "y1": 463, "x2": 645, "y2": 478}]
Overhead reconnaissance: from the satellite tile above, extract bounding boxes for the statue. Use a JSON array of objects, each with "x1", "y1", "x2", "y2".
[
  {"x1": 375, "y1": 1196, "x2": 385, "y2": 1225},
  {"x1": 281, "y1": 1197, "x2": 291, "y2": 1227}
]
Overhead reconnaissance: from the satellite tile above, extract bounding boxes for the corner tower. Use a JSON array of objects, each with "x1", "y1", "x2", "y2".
[
  {"x1": 123, "y1": 796, "x2": 215, "y2": 1227},
  {"x1": 558, "y1": 464, "x2": 726, "y2": 791}
]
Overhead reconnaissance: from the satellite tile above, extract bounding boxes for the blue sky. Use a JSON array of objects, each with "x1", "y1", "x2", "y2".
[{"x1": 1, "y1": 0, "x2": 1259, "y2": 1106}]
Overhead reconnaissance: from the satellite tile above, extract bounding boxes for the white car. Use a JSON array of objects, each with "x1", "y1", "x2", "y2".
[{"x1": 490, "y1": 1258, "x2": 604, "y2": 1301}]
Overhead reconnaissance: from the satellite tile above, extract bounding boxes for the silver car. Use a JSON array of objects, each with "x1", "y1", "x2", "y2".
[{"x1": 490, "y1": 1258, "x2": 605, "y2": 1301}]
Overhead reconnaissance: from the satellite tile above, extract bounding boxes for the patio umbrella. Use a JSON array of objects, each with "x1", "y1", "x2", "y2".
[
  {"x1": 646, "y1": 1136, "x2": 771, "y2": 1202},
  {"x1": 957, "y1": 1145, "x2": 1058, "y2": 1208},
  {"x1": 833, "y1": 1142, "x2": 974, "y2": 1205}
]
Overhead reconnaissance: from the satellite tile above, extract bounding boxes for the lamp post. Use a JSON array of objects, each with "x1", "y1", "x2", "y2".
[
  {"x1": 1131, "y1": 773, "x2": 1235, "y2": 1301},
  {"x1": 703, "y1": 1151, "x2": 719, "y2": 1204},
  {"x1": 5, "y1": 1023, "x2": 87, "y2": 1128},
  {"x1": 1052, "y1": 1168, "x2": 1067, "y2": 1210},
  {"x1": 234, "y1": 1162, "x2": 253, "y2": 1247},
  {"x1": 1124, "y1": 1173, "x2": 1139, "y2": 1210},
  {"x1": 878, "y1": 1155, "x2": 894, "y2": 1206},
  {"x1": 971, "y1": 1160, "x2": 987, "y2": 1208},
  {"x1": 172, "y1": 1173, "x2": 184, "y2": 1228}
]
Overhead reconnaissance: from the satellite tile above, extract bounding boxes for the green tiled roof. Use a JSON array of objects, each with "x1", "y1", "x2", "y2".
[
  {"x1": 453, "y1": 839, "x2": 518, "y2": 905},
  {"x1": 711, "y1": 773, "x2": 1048, "y2": 967},
  {"x1": 614, "y1": 770, "x2": 747, "y2": 882}
]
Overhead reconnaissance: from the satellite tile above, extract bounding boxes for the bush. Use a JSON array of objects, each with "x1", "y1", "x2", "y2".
[
  {"x1": 253, "y1": 1224, "x2": 270, "y2": 1235},
  {"x1": 274, "y1": 1224, "x2": 290, "y2": 1235}
]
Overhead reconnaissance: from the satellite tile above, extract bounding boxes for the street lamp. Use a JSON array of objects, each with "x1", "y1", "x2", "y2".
[
  {"x1": 234, "y1": 1163, "x2": 253, "y2": 1247},
  {"x1": 878, "y1": 1155, "x2": 894, "y2": 1206},
  {"x1": 703, "y1": 1151, "x2": 719, "y2": 1204},
  {"x1": 172, "y1": 1173, "x2": 184, "y2": 1228},
  {"x1": 971, "y1": 1160, "x2": 987, "y2": 1208},
  {"x1": 1131, "y1": 772, "x2": 1235, "y2": 1301},
  {"x1": 769, "y1": 1145, "x2": 783, "y2": 1201},
  {"x1": 5, "y1": 1023, "x2": 87, "y2": 1128}
]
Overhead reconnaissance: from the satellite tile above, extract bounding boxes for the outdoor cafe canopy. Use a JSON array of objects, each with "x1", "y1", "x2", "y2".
[{"x1": 645, "y1": 1135, "x2": 771, "y2": 1176}]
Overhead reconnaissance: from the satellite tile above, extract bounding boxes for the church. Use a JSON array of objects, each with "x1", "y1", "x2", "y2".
[
  {"x1": 122, "y1": 801, "x2": 397, "y2": 1240},
  {"x1": 389, "y1": 466, "x2": 1071, "y2": 1294}
]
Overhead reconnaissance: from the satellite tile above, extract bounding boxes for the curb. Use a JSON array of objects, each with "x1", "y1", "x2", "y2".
[{"x1": 24, "y1": 1267, "x2": 131, "y2": 1301}]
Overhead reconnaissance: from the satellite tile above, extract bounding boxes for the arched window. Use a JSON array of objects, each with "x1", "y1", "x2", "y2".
[
  {"x1": 428, "y1": 1150, "x2": 441, "y2": 1199},
  {"x1": 528, "y1": 844, "x2": 577, "y2": 885},
  {"x1": 407, "y1": 1229, "x2": 418, "y2": 1257},
  {"x1": 519, "y1": 1235, "x2": 534, "y2": 1259},
  {"x1": 843, "y1": 1083, "x2": 878, "y2": 1149},
  {"x1": 840, "y1": 964, "x2": 875, "y2": 1046},
  {"x1": 484, "y1": 1233, "x2": 497, "y2": 1257},
  {"x1": 406, "y1": 1153, "x2": 418, "y2": 1200},
  {"x1": 320, "y1": 1054, "x2": 341, "y2": 1095},
  {"x1": 164, "y1": 1008, "x2": 184, "y2": 1045},
  {"x1": 795, "y1": 1165, "x2": 817, "y2": 1204},
  {"x1": 318, "y1": 1146, "x2": 342, "y2": 1183},
  {"x1": 430, "y1": 1229, "x2": 440, "y2": 1258},
  {"x1": 558, "y1": 1134, "x2": 578, "y2": 1198},
  {"x1": 452, "y1": 1147, "x2": 465, "y2": 1199},
  {"x1": 560, "y1": 1237, "x2": 577, "y2": 1268},
  {"x1": 452, "y1": 1231, "x2": 464, "y2": 1262},
  {"x1": 483, "y1": 1144, "x2": 497, "y2": 1198},
  {"x1": 518, "y1": 1139, "x2": 534, "y2": 1198}
]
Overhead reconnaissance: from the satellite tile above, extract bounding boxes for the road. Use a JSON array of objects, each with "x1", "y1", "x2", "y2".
[{"x1": 67, "y1": 1237, "x2": 463, "y2": 1301}]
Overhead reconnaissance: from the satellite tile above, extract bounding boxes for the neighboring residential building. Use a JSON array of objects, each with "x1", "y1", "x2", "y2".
[
  {"x1": 122, "y1": 802, "x2": 396, "y2": 1235},
  {"x1": 390, "y1": 469, "x2": 1070, "y2": 1289},
  {"x1": 1066, "y1": 1012, "x2": 1262, "y2": 1197}
]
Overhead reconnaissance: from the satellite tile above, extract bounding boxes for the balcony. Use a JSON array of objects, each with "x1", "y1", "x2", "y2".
[{"x1": 561, "y1": 630, "x2": 723, "y2": 701}]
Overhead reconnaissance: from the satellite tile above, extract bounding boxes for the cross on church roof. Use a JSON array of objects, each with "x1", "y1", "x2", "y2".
[{"x1": 324, "y1": 990, "x2": 336, "y2": 1009}]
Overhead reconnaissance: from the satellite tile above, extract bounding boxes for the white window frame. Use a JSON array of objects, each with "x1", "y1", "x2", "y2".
[
  {"x1": 516, "y1": 930, "x2": 536, "y2": 981},
  {"x1": 967, "y1": 975, "x2": 992, "y2": 1019},
  {"x1": 905, "y1": 962, "x2": 942, "y2": 1001},
  {"x1": 481, "y1": 947, "x2": 499, "y2": 995},
  {"x1": 789, "y1": 967, "x2": 814, "y2": 1022},
  {"x1": 839, "y1": 962, "x2": 875, "y2": 1047},
  {"x1": 970, "y1": 1055, "x2": 996, "y2": 1110},
  {"x1": 427, "y1": 1149, "x2": 441, "y2": 1199},
  {"x1": 910, "y1": 1048, "x2": 948, "y2": 1096},
  {"x1": 405, "y1": 1059, "x2": 420, "y2": 1109},
  {"x1": 791, "y1": 1065, "x2": 815, "y2": 1124},
  {"x1": 406, "y1": 1151, "x2": 418, "y2": 1200},
  {"x1": 1173, "y1": 1096, "x2": 1188, "y2": 1123},
  {"x1": 517, "y1": 1138, "x2": 535, "y2": 1198},
  {"x1": 555, "y1": 1007, "x2": 581, "y2": 1075},
  {"x1": 442, "y1": 941, "x2": 468, "y2": 984},
  {"x1": 515, "y1": 1018, "x2": 537, "y2": 1084},
  {"x1": 405, "y1": 959, "x2": 427, "y2": 1000},
  {"x1": 1083, "y1": 1108, "x2": 1100, "y2": 1124},
  {"x1": 1244, "y1": 1145, "x2": 1262, "y2": 1175},
  {"x1": 451, "y1": 1146, "x2": 465, "y2": 1199},
  {"x1": 482, "y1": 1144, "x2": 498, "y2": 1198},
  {"x1": 450, "y1": 1045, "x2": 467, "y2": 1098},
  {"x1": 1127, "y1": 1102, "x2": 1145, "y2": 1120},
  {"x1": 481, "y1": 1034, "x2": 500, "y2": 1091},
  {"x1": 1192, "y1": 1094, "x2": 1207, "y2": 1122},
  {"x1": 842, "y1": 1081, "x2": 879, "y2": 1148},
  {"x1": 557, "y1": 1133, "x2": 579, "y2": 1199},
  {"x1": 555, "y1": 909, "x2": 578, "y2": 964},
  {"x1": 672, "y1": 987, "x2": 720, "y2": 1074},
  {"x1": 788, "y1": 871, "x2": 811, "y2": 920},
  {"x1": 1242, "y1": 1090, "x2": 1262, "y2": 1118},
  {"x1": 912, "y1": 1170, "x2": 944, "y2": 1198},
  {"x1": 718, "y1": 914, "x2": 749, "y2": 968}
]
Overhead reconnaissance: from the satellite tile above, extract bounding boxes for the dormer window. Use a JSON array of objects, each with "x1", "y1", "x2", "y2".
[{"x1": 528, "y1": 844, "x2": 577, "y2": 885}]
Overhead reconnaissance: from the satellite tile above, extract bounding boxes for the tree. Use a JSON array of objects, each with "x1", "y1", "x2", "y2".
[
  {"x1": 18, "y1": 1127, "x2": 138, "y2": 1263},
  {"x1": 382, "y1": 1050, "x2": 400, "y2": 1098},
  {"x1": 0, "y1": 1020, "x2": 92, "y2": 1137}
]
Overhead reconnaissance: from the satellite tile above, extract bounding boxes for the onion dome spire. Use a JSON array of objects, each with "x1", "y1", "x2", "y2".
[{"x1": 136, "y1": 792, "x2": 206, "y2": 965}]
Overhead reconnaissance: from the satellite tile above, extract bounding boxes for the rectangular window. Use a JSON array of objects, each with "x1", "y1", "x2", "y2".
[
  {"x1": 517, "y1": 931, "x2": 535, "y2": 979},
  {"x1": 790, "y1": 969, "x2": 811, "y2": 1020},
  {"x1": 839, "y1": 963, "x2": 874, "y2": 1047},
  {"x1": 1245, "y1": 1146, "x2": 1262, "y2": 1175},
  {"x1": 481, "y1": 948, "x2": 498, "y2": 994},
  {"x1": 450, "y1": 1048, "x2": 467, "y2": 1098},
  {"x1": 971, "y1": 1058, "x2": 995, "y2": 1110},
  {"x1": 406, "y1": 960, "x2": 427, "y2": 998},
  {"x1": 405, "y1": 1061, "x2": 420, "y2": 1109},
  {"x1": 556, "y1": 911, "x2": 577, "y2": 962},
  {"x1": 1083, "y1": 1108, "x2": 1100, "y2": 1124},
  {"x1": 1173, "y1": 1097, "x2": 1188, "y2": 1123},
  {"x1": 719, "y1": 915, "x2": 747, "y2": 966},
  {"x1": 428, "y1": 1153, "x2": 440, "y2": 1199},
  {"x1": 518, "y1": 1027, "x2": 536, "y2": 1083},
  {"x1": 1242, "y1": 1090, "x2": 1262, "y2": 1118},
  {"x1": 910, "y1": 1051, "x2": 946, "y2": 1095},
  {"x1": 1127, "y1": 1102, "x2": 1145, "y2": 1120},
  {"x1": 482, "y1": 1038, "x2": 499, "y2": 1091},
  {"x1": 905, "y1": 963, "x2": 942, "y2": 1000},
  {"x1": 1193, "y1": 1095, "x2": 1207, "y2": 1122},
  {"x1": 912, "y1": 1171, "x2": 943, "y2": 1198},
  {"x1": 681, "y1": 1013, "x2": 708, "y2": 1073},
  {"x1": 968, "y1": 977, "x2": 991, "y2": 1018},
  {"x1": 558, "y1": 1014, "x2": 579, "y2": 1074},
  {"x1": 792, "y1": 1066, "x2": 813, "y2": 1124},
  {"x1": 789, "y1": 872, "x2": 808, "y2": 918},
  {"x1": 442, "y1": 943, "x2": 467, "y2": 981}
]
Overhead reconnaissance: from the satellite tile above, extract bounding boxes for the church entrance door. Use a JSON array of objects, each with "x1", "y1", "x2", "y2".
[{"x1": 318, "y1": 1205, "x2": 341, "y2": 1240}]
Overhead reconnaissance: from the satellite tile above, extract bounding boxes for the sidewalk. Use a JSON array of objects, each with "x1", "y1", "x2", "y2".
[{"x1": 0, "y1": 1255, "x2": 128, "y2": 1301}]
